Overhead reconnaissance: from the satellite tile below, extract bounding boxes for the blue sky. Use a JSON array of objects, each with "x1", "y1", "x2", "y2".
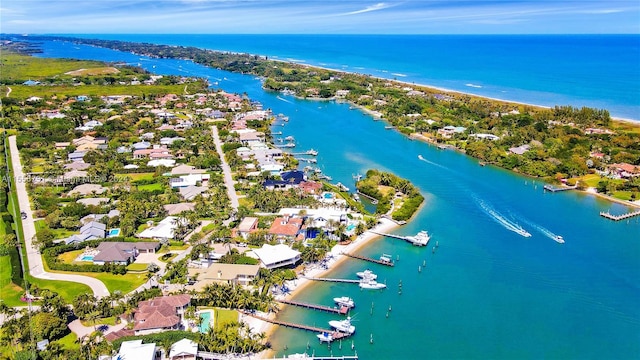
[{"x1": 2, "y1": 1, "x2": 639, "y2": 34}]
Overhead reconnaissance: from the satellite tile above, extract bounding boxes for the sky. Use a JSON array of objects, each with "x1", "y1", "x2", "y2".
[{"x1": 1, "y1": 0, "x2": 639, "y2": 34}]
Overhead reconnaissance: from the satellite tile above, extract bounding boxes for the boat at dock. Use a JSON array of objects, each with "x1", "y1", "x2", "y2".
[
  {"x1": 359, "y1": 279, "x2": 387, "y2": 290},
  {"x1": 336, "y1": 182, "x2": 350, "y2": 192},
  {"x1": 285, "y1": 135, "x2": 295, "y2": 141},
  {"x1": 317, "y1": 332, "x2": 334, "y2": 343},
  {"x1": 306, "y1": 149, "x2": 318, "y2": 156},
  {"x1": 329, "y1": 317, "x2": 356, "y2": 334},
  {"x1": 554, "y1": 235, "x2": 565, "y2": 244},
  {"x1": 379, "y1": 253, "x2": 392, "y2": 263},
  {"x1": 333, "y1": 296, "x2": 355, "y2": 308},
  {"x1": 407, "y1": 230, "x2": 431, "y2": 246},
  {"x1": 356, "y1": 270, "x2": 377, "y2": 280}
]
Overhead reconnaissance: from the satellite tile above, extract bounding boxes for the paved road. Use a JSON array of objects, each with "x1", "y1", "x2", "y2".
[
  {"x1": 8, "y1": 136, "x2": 110, "y2": 298},
  {"x1": 211, "y1": 125, "x2": 239, "y2": 211}
]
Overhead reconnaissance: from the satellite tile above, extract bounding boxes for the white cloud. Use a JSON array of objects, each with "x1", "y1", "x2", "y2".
[{"x1": 342, "y1": 2, "x2": 394, "y2": 16}]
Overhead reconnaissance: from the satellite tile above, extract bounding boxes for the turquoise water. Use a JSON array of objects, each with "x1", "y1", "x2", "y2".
[
  {"x1": 29, "y1": 40, "x2": 640, "y2": 359},
  {"x1": 199, "y1": 311, "x2": 212, "y2": 333},
  {"x1": 80, "y1": 255, "x2": 94, "y2": 261},
  {"x1": 51, "y1": 34, "x2": 640, "y2": 120},
  {"x1": 108, "y1": 228, "x2": 120, "y2": 237}
]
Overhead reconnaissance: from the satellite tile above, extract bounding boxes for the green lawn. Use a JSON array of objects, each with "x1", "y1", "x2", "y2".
[
  {"x1": 57, "y1": 249, "x2": 86, "y2": 264},
  {"x1": 53, "y1": 331, "x2": 79, "y2": 350},
  {"x1": 214, "y1": 308, "x2": 238, "y2": 330},
  {"x1": 43, "y1": 261, "x2": 148, "y2": 294},
  {"x1": 137, "y1": 183, "x2": 164, "y2": 191},
  {"x1": 119, "y1": 172, "x2": 155, "y2": 182},
  {"x1": 126, "y1": 263, "x2": 149, "y2": 272},
  {"x1": 0, "y1": 255, "x2": 25, "y2": 307},
  {"x1": 34, "y1": 220, "x2": 77, "y2": 240},
  {"x1": 612, "y1": 191, "x2": 635, "y2": 201},
  {"x1": 80, "y1": 316, "x2": 116, "y2": 327},
  {"x1": 6, "y1": 83, "x2": 194, "y2": 100}
]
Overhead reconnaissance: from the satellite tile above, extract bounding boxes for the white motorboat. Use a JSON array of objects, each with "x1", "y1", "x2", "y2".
[
  {"x1": 306, "y1": 149, "x2": 318, "y2": 156},
  {"x1": 407, "y1": 230, "x2": 430, "y2": 246},
  {"x1": 359, "y1": 279, "x2": 387, "y2": 290},
  {"x1": 356, "y1": 270, "x2": 377, "y2": 280},
  {"x1": 336, "y1": 182, "x2": 350, "y2": 192},
  {"x1": 317, "y1": 332, "x2": 333, "y2": 343},
  {"x1": 379, "y1": 254, "x2": 392, "y2": 263},
  {"x1": 554, "y1": 235, "x2": 565, "y2": 244},
  {"x1": 515, "y1": 227, "x2": 532, "y2": 237},
  {"x1": 333, "y1": 296, "x2": 355, "y2": 308},
  {"x1": 329, "y1": 316, "x2": 356, "y2": 334}
]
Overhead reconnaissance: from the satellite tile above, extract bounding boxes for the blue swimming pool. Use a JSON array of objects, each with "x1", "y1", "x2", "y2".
[
  {"x1": 199, "y1": 311, "x2": 212, "y2": 333},
  {"x1": 80, "y1": 255, "x2": 94, "y2": 261},
  {"x1": 108, "y1": 228, "x2": 121, "y2": 237},
  {"x1": 323, "y1": 192, "x2": 333, "y2": 199},
  {"x1": 346, "y1": 224, "x2": 356, "y2": 232}
]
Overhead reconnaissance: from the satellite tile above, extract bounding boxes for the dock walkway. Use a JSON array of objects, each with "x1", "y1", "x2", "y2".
[
  {"x1": 356, "y1": 191, "x2": 378, "y2": 204},
  {"x1": 343, "y1": 252, "x2": 394, "y2": 267},
  {"x1": 543, "y1": 184, "x2": 577, "y2": 192},
  {"x1": 278, "y1": 299, "x2": 349, "y2": 315},
  {"x1": 600, "y1": 210, "x2": 640, "y2": 221},
  {"x1": 240, "y1": 311, "x2": 350, "y2": 340},
  {"x1": 300, "y1": 276, "x2": 360, "y2": 284}
]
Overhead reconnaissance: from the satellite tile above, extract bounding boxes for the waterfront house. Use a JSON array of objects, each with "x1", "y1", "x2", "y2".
[
  {"x1": 187, "y1": 263, "x2": 260, "y2": 289},
  {"x1": 252, "y1": 244, "x2": 301, "y2": 269},
  {"x1": 609, "y1": 163, "x2": 640, "y2": 178},
  {"x1": 470, "y1": 133, "x2": 500, "y2": 141},
  {"x1": 133, "y1": 294, "x2": 191, "y2": 335}
]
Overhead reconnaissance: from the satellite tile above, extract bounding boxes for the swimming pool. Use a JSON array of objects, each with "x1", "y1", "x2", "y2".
[
  {"x1": 108, "y1": 228, "x2": 121, "y2": 237},
  {"x1": 323, "y1": 192, "x2": 333, "y2": 199},
  {"x1": 346, "y1": 224, "x2": 356, "y2": 232},
  {"x1": 80, "y1": 255, "x2": 94, "y2": 261},
  {"x1": 199, "y1": 311, "x2": 212, "y2": 333}
]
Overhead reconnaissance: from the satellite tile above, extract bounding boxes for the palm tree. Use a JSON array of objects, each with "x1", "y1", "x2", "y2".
[{"x1": 86, "y1": 310, "x2": 102, "y2": 331}]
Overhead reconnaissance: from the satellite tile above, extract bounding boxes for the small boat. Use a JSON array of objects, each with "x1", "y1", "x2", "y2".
[
  {"x1": 317, "y1": 332, "x2": 333, "y2": 343},
  {"x1": 385, "y1": 126, "x2": 394, "y2": 130},
  {"x1": 379, "y1": 253, "x2": 392, "y2": 263},
  {"x1": 334, "y1": 296, "x2": 355, "y2": 308},
  {"x1": 554, "y1": 235, "x2": 565, "y2": 244},
  {"x1": 356, "y1": 270, "x2": 377, "y2": 280},
  {"x1": 418, "y1": 155, "x2": 425, "y2": 160},
  {"x1": 306, "y1": 149, "x2": 318, "y2": 156},
  {"x1": 329, "y1": 316, "x2": 356, "y2": 334},
  {"x1": 515, "y1": 227, "x2": 532, "y2": 237},
  {"x1": 336, "y1": 182, "x2": 350, "y2": 192},
  {"x1": 285, "y1": 135, "x2": 295, "y2": 141},
  {"x1": 353, "y1": 193, "x2": 360, "y2": 201},
  {"x1": 359, "y1": 279, "x2": 387, "y2": 290}
]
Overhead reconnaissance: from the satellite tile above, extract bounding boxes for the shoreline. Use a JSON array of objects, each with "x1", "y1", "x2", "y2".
[{"x1": 257, "y1": 217, "x2": 400, "y2": 358}]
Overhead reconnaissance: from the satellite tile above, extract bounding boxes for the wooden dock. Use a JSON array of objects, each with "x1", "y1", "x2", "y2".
[
  {"x1": 368, "y1": 230, "x2": 409, "y2": 241},
  {"x1": 543, "y1": 184, "x2": 577, "y2": 192},
  {"x1": 301, "y1": 276, "x2": 360, "y2": 284},
  {"x1": 343, "y1": 252, "x2": 394, "y2": 267},
  {"x1": 356, "y1": 191, "x2": 378, "y2": 204},
  {"x1": 270, "y1": 355, "x2": 358, "y2": 360},
  {"x1": 600, "y1": 210, "x2": 640, "y2": 221},
  {"x1": 278, "y1": 299, "x2": 350, "y2": 315},
  {"x1": 240, "y1": 311, "x2": 350, "y2": 340}
]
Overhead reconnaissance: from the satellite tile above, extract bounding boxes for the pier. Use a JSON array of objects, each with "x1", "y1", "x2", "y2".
[
  {"x1": 240, "y1": 311, "x2": 350, "y2": 340},
  {"x1": 300, "y1": 276, "x2": 360, "y2": 284},
  {"x1": 271, "y1": 355, "x2": 358, "y2": 360},
  {"x1": 278, "y1": 299, "x2": 350, "y2": 315},
  {"x1": 543, "y1": 184, "x2": 577, "y2": 192},
  {"x1": 600, "y1": 210, "x2": 640, "y2": 221},
  {"x1": 343, "y1": 252, "x2": 394, "y2": 266},
  {"x1": 368, "y1": 230, "x2": 430, "y2": 246}
]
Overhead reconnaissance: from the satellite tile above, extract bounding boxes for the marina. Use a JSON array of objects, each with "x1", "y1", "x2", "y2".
[
  {"x1": 240, "y1": 311, "x2": 351, "y2": 340},
  {"x1": 300, "y1": 276, "x2": 361, "y2": 284}
]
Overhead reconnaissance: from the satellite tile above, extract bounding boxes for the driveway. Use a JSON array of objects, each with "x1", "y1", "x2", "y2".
[{"x1": 8, "y1": 136, "x2": 110, "y2": 298}]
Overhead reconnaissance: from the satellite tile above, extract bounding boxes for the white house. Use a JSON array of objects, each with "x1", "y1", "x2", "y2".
[
  {"x1": 116, "y1": 340, "x2": 159, "y2": 360},
  {"x1": 169, "y1": 338, "x2": 198, "y2": 360},
  {"x1": 138, "y1": 216, "x2": 183, "y2": 241},
  {"x1": 251, "y1": 244, "x2": 301, "y2": 269},
  {"x1": 170, "y1": 173, "x2": 210, "y2": 188}
]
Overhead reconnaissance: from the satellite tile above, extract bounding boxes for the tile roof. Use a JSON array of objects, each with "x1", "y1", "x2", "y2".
[
  {"x1": 133, "y1": 295, "x2": 191, "y2": 331},
  {"x1": 269, "y1": 216, "x2": 303, "y2": 237}
]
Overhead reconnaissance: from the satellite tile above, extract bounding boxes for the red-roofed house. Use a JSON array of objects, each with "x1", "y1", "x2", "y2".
[
  {"x1": 268, "y1": 215, "x2": 303, "y2": 242},
  {"x1": 133, "y1": 294, "x2": 191, "y2": 335},
  {"x1": 609, "y1": 163, "x2": 640, "y2": 178},
  {"x1": 299, "y1": 181, "x2": 323, "y2": 194}
]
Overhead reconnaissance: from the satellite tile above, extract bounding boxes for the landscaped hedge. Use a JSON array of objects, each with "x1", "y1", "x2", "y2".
[
  {"x1": 111, "y1": 330, "x2": 199, "y2": 349},
  {"x1": 9, "y1": 246, "x2": 23, "y2": 287}
]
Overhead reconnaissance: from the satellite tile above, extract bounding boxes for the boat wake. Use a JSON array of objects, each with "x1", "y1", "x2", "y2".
[
  {"x1": 477, "y1": 199, "x2": 531, "y2": 237},
  {"x1": 276, "y1": 96, "x2": 293, "y2": 103},
  {"x1": 525, "y1": 221, "x2": 564, "y2": 244},
  {"x1": 417, "y1": 154, "x2": 448, "y2": 170}
]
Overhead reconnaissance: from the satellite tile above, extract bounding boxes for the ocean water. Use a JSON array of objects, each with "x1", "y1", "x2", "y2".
[
  {"x1": 29, "y1": 40, "x2": 640, "y2": 359},
  {"x1": 57, "y1": 34, "x2": 640, "y2": 121}
]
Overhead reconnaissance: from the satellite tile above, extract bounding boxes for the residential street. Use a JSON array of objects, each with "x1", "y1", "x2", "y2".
[
  {"x1": 8, "y1": 135, "x2": 110, "y2": 298},
  {"x1": 211, "y1": 125, "x2": 240, "y2": 211}
]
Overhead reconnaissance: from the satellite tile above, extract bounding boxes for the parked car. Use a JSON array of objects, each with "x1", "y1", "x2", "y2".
[{"x1": 20, "y1": 211, "x2": 27, "y2": 220}]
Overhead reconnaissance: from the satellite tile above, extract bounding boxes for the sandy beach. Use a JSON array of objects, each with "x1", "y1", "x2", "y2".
[{"x1": 246, "y1": 217, "x2": 400, "y2": 358}]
